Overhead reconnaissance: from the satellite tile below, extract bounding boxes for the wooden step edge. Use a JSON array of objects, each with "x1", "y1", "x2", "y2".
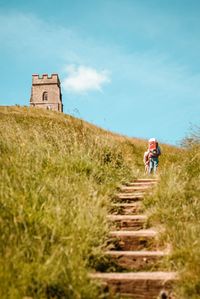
[
  {"x1": 119, "y1": 190, "x2": 150, "y2": 194},
  {"x1": 125, "y1": 184, "x2": 156, "y2": 188},
  {"x1": 90, "y1": 271, "x2": 177, "y2": 281},
  {"x1": 120, "y1": 188, "x2": 150, "y2": 193},
  {"x1": 119, "y1": 192, "x2": 150, "y2": 196},
  {"x1": 120, "y1": 185, "x2": 152, "y2": 189},
  {"x1": 133, "y1": 179, "x2": 159, "y2": 182},
  {"x1": 105, "y1": 250, "x2": 168, "y2": 257},
  {"x1": 111, "y1": 202, "x2": 142, "y2": 207},
  {"x1": 116, "y1": 193, "x2": 144, "y2": 199},
  {"x1": 109, "y1": 229, "x2": 157, "y2": 237},
  {"x1": 131, "y1": 181, "x2": 158, "y2": 184},
  {"x1": 132, "y1": 181, "x2": 158, "y2": 184},
  {"x1": 107, "y1": 215, "x2": 147, "y2": 220},
  {"x1": 126, "y1": 182, "x2": 157, "y2": 185}
]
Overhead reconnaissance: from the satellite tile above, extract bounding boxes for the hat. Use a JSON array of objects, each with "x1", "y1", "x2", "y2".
[{"x1": 149, "y1": 138, "x2": 157, "y2": 142}]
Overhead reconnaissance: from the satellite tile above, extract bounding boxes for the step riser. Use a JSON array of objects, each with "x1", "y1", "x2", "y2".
[
  {"x1": 121, "y1": 206, "x2": 143, "y2": 215},
  {"x1": 106, "y1": 254, "x2": 164, "y2": 271},
  {"x1": 110, "y1": 219, "x2": 147, "y2": 231},
  {"x1": 120, "y1": 188, "x2": 149, "y2": 193},
  {"x1": 110, "y1": 206, "x2": 143, "y2": 215},
  {"x1": 126, "y1": 183, "x2": 156, "y2": 186},
  {"x1": 109, "y1": 236, "x2": 156, "y2": 251},
  {"x1": 132, "y1": 179, "x2": 158, "y2": 183},
  {"x1": 100, "y1": 279, "x2": 174, "y2": 299},
  {"x1": 115, "y1": 195, "x2": 144, "y2": 202}
]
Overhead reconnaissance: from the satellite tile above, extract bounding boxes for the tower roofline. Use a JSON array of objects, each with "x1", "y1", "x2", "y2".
[
  {"x1": 32, "y1": 73, "x2": 60, "y2": 85},
  {"x1": 32, "y1": 73, "x2": 59, "y2": 78}
]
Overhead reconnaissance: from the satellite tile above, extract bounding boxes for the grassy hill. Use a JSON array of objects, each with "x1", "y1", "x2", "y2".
[
  {"x1": 144, "y1": 128, "x2": 200, "y2": 299},
  {"x1": 0, "y1": 106, "x2": 194, "y2": 299}
]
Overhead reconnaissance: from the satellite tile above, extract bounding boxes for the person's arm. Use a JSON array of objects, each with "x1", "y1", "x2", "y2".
[
  {"x1": 143, "y1": 151, "x2": 149, "y2": 163},
  {"x1": 143, "y1": 152, "x2": 147, "y2": 164}
]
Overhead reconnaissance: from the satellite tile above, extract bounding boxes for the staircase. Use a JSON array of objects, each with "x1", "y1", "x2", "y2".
[{"x1": 91, "y1": 179, "x2": 177, "y2": 299}]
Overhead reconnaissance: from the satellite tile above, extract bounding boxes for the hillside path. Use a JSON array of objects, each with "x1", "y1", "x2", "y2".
[{"x1": 91, "y1": 178, "x2": 177, "y2": 299}]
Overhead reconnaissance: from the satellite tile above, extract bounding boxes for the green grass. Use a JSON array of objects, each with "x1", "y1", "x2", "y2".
[
  {"x1": 0, "y1": 106, "x2": 148, "y2": 299},
  {"x1": 144, "y1": 128, "x2": 200, "y2": 299},
  {"x1": 0, "y1": 106, "x2": 183, "y2": 298}
]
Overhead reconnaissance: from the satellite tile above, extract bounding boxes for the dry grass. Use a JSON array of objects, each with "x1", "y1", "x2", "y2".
[
  {"x1": 0, "y1": 106, "x2": 180, "y2": 298},
  {"x1": 144, "y1": 128, "x2": 200, "y2": 299},
  {"x1": 0, "y1": 106, "x2": 141, "y2": 299}
]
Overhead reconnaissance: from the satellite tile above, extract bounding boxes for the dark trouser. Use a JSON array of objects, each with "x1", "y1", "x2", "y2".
[{"x1": 149, "y1": 157, "x2": 159, "y2": 174}]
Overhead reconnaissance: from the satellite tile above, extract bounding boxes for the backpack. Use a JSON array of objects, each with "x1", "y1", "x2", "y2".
[{"x1": 148, "y1": 140, "x2": 160, "y2": 157}]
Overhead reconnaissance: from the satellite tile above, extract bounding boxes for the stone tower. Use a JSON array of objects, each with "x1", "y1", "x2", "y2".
[{"x1": 30, "y1": 74, "x2": 63, "y2": 112}]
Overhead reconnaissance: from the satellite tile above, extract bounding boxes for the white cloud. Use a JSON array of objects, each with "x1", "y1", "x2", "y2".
[{"x1": 62, "y1": 65, "x2": 110, "y2": 93}]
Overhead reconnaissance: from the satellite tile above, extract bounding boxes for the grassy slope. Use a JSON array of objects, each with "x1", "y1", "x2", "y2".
[
  {"x1": 0, "y1": 106, "x2": 142, "y2": 299},
  {"x1": 144, "y1": 130, "x2": 200, "y2": 299},
  {"x1": 0, "y1": 106, "x2": 181, "y2": 299}
]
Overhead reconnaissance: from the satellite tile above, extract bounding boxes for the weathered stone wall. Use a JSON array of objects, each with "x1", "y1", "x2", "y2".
[
  {"x1": 30, "y1": 74, "x2": 63, "y2": 112},
  {"x1": 32, "y1": 74, "x2": 60, "y2": 85},
  {"x1": 30, "y1": 102, "x2": 62, "y2": 112}
]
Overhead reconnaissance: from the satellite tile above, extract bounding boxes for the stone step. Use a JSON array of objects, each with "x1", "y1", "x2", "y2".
[
  {"x1": 107, "y1": 215, "x2": 148, "y2": 231},
  {"x1": 105, "y1": 250, "x2": 167, "y2": 271},
  {"x1": 115, "y1": 193, "x2": 144, "y2": 202},
  {"x1": 91, "y1": 271, "x2": 176, "y2": 299},
  {"x1": 109, "y1": 229, "x2": 157, "y2": 251},
  {"x1": 110, "y1": 202, "x2": 143, "y2": 215}
]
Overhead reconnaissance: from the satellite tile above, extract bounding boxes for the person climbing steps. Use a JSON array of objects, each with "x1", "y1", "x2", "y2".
[{"x1": 143, "y1": 138, "x2": 161, "y2": 174}]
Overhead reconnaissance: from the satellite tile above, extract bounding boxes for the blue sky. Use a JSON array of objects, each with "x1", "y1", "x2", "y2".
[{"x1": 0, "y1": 0, "x2": 200, "y2": 144}]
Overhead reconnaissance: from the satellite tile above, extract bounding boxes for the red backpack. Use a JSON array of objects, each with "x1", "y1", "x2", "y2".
[{"x1": 148, "y1": 140, "x2": 159, "y2": 157}]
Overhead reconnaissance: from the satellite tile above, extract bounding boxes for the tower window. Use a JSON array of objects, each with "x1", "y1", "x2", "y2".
[{"x1": 43, "y1": 92, "x2": 48, "y2": 101}]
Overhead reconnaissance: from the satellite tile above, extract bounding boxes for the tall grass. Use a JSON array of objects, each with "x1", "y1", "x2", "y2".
[
  {"x1": 144, "y1": 128, "x2": 200, "y2": 299},
  {"x1": 0, "y1": 106, "x2": 181, "y2": 298},
  {"x1": 0, "y1": 106, "x2": 150, "y2": 299}
]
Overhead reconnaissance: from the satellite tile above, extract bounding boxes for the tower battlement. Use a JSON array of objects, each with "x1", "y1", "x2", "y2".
[
  {"x1": 30, "y1": 73, "x2": 63, "y2": 112},
  {"x1": 32, "y1": 74, "x2": 60, "y2": 86}
]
